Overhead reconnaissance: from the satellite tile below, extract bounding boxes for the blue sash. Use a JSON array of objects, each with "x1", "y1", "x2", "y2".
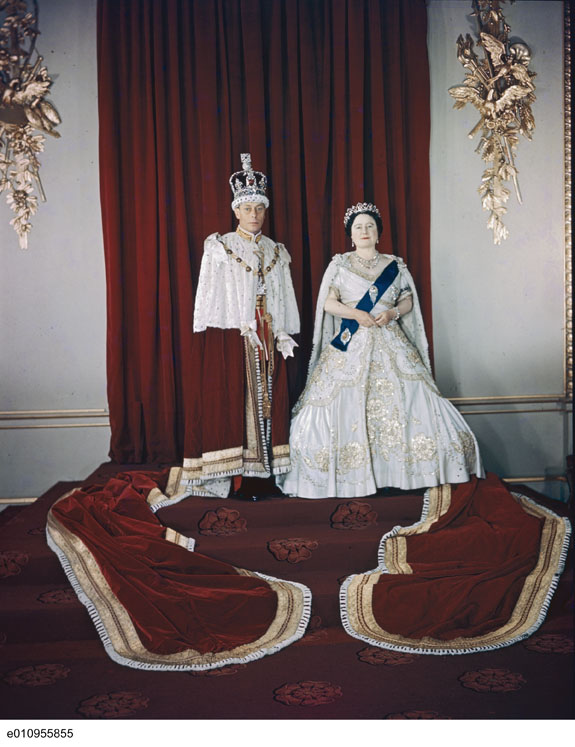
[{"x1": 331, "y1": 260, "x2": 399, "y2": 351}]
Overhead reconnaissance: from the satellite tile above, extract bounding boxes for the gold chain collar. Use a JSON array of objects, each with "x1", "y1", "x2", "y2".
[{"x1": 222, "y1": 240, "x2": 281, "y2": 277}]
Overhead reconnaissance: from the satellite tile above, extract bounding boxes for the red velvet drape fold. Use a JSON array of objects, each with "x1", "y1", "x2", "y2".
[
  {"x1": 49, "y1": 471, "x2": 280, "y2": 656},
  {"x1": 98, "y1": 0, "x2": 432, "y2": 463}
]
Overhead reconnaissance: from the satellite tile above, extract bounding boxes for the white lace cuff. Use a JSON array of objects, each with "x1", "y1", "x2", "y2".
[
  {"x1": 276, "y1": 331, "x2": 298, "y2": 359},
  {"x1": 240, "y1": 320, "x2": 262, "y2": 349}
]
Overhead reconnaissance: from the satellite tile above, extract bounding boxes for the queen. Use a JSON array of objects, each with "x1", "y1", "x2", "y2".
[{"x1": 277, "y1": 202, "x2": 484, "y2": 499}]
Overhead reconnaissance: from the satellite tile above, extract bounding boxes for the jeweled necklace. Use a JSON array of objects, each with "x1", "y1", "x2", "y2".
[{"x1": 354, "y1": 252, "x2": 380, "y2": 268}]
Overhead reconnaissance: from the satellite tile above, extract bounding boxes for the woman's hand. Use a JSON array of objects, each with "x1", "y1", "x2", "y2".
[
  {"x1": 354, "y1": 309, "x2": 377, "y2": 327},
  {"x1": 373, "y1": 309, "x2": 397, "y2": 327}
]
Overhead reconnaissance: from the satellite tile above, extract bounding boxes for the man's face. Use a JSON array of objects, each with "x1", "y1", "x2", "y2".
[{"x1": 234, "y1": 202, "x2": 267, "y2": 234}]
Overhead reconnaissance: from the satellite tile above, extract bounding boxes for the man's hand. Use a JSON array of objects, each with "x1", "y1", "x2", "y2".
[
  {"x1": 276, "y1": 331, "x2": 298, "y2": 359},
  {"x1": 240, "y1": 321, "x2": 263, "y2": 349}
]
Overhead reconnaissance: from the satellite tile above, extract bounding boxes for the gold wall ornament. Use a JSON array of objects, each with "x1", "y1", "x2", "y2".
[
  {"x1": 449, "y1": 0, "x2": 536, "y2": 244},
  {"x1": 0, "y1": 0, "x2": 60, "y2": 249}
]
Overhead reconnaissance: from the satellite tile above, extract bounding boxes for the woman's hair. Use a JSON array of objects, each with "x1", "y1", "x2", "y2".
[{"x1": 344, "y1": 209, "x2": 383, "y2": 238}]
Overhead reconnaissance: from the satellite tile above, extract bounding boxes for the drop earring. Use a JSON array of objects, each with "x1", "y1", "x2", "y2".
[{"x1": 351, "y1": 241, "x2": 355, "y2": 248}]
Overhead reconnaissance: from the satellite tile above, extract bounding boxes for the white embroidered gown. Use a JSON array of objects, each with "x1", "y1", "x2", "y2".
[{"x1": 277, "y1": 253, "x2": 484, "y2": 499}]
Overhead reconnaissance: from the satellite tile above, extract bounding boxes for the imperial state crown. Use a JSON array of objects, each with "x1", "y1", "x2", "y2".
[{"x1": 229, "y1": 153, "x2": 269, "y2": 209}]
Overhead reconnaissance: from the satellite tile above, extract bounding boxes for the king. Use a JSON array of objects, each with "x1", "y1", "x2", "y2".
[{"x1": 155, "y1": 154, "x2": 300, "y2": 504}]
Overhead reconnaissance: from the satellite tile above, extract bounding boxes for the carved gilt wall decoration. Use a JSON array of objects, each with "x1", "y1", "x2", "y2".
[
  {"x1": 0, "y1": 0, "x2": 60, "y2": 249},
  {"x1": 449, "y1": 0, "x2": 536, "y2": 244}
]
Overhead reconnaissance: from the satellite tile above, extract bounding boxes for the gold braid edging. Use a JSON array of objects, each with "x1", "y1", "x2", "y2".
[
  {"x1": 46, "y1": 495, "x2": 309, "y2": 670},
  {"x1": 344, "y1": 492, "x2": 569, "y2": 653}
]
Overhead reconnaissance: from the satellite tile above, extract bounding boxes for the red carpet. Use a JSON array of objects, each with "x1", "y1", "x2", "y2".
[{"x1": 1, "y1": 464, "x2": 573, "y2": 720}]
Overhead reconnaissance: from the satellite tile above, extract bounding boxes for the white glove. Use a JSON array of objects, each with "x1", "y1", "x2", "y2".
[
  {"x1": 240, "y1": 320, "x2": 263, "y2": 350},
  {"x1": 275, "y1": 331, "x2": 298, "y2": 359}
]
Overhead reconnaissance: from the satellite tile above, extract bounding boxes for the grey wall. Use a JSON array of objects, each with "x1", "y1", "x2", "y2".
[
  {"x1": 427, "y1": 0, "x2": 571, "y2": 499},
  {"x1": 0, "y1": 0, "x2": 110, "y2": 498}
]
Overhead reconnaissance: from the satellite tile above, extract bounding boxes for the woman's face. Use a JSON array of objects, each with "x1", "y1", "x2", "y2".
[{"x1": 350, "y1": 213, "x2": 378, "y2": 250}]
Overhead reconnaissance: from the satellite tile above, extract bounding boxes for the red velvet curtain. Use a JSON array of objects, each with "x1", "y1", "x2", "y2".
[{"x1": 98, "y1": 0, "x2": 432, "y2": 464}]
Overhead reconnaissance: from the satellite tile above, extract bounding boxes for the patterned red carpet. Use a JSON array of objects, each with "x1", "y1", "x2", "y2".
[{"x1": 1, "y1": 463, "x2": 573, "y2": 720}]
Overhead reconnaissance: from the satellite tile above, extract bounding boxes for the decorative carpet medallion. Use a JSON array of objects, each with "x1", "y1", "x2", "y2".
[
  {"x1": 273, "y1": 680, "x2": 343, "y2": 706},
  {"x1": 458, "y1": 668, "x2": 527, "y2": 693},
  {"x1": 523, "y1": 633, "x2": 574, "y2": 654},
  {"x1": 36, "y1": 588, "x2": 79, "y2": 605},
  {"x1": 77, "y1": 691, "x2": 150, "y2": 719},
  {"x1": 267, "y1": 537, "x2": 319, "y2": 563},
  {"x1": 356, "y1": 646, "x2": 419, "y2": 666},
  {"x1": 3, "y1": 664, "x2": 71, "y2": 687},
  {"x1": 0, "y1": 551, "x2": 29, "y2": 578},
  {"x1": 198, "y1": 507, "x2": 247, "y2": 536},
  {"x1": 330, "y1": 501, "x2": 377, "y2": 530}
]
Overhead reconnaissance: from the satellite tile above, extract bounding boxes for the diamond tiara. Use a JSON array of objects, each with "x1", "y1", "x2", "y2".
[{"x1": 343, "y1": 202, "x2": 381, "y2": 227}]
